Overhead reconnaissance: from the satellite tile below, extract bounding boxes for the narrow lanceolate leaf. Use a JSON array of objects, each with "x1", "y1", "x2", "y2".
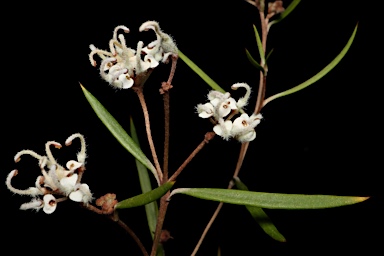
[
  {"x1": 116, "y1": 181, "x2": 175, "y2": 209},
  {"x1": 178, "y1": 49, "x2": 225, "y2": 93},
  {"x1": 245, "y1": 48, "x2": 265, "y2": 74},
  {"x1": 169, "y1": 188, "x2": 369, "y2": 209},
  {"x1": 263, "y1": 24, "x2": 358, "y2": 107},
  {"x1": 266, "y1": 48, "x2": 274, "y2": 62},
  {"x1": 234, "y1": 177, "x2": 286, "y2": 242},
  {"x1": 253, "y1": 25, "x2": 265, "y2": 66},
  {"x1": 80, "y1": 84, "x2": 159, "y2": 184},
  {"x1": 130, "y1": 117, "x2": 158, "y2": 239},
  {"x1": 268, "y1": 0, "x2": 301, "y2": 28}
]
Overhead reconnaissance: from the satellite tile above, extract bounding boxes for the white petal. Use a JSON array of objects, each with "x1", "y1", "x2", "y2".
[
  {"x1": 213, "y1": 124, "x2": 223, "y2": 136},
  {"x1": 69, "y1": 184, "x2": 92, "y2": 203},
  {"x1": 237, "y1": 130, "x2": 256, "y2": 142},
  {"x1": 249, "y1": 113, "x2": 263, "y2": 127},
  {"x1": 80, "y1": 184, "x2": 92, "y2": 203},
  {"x1": 227, "y1": 98, "x2": 238, "y2": 110},
  {"x1": 210, "y1": 98, "x2": 220, "y2": 107},
  {"x1": 60, "y1": 174, "x2": 78, "y2": 194},
  {"x1": 144, "y1": 54, "x2": 160, "y2": 68},
  {"x1": 213, "y1": 120, "x2": 233, "y2": 140},
  {"x1": 43, "y1": 194, "x2": 57, "y2": 214},
  {"x1": 197, "y1": 103, "x2": 214, "y2": 118},
  {"x1": 217, "y1": 101, "x2": 232, "y2": 118},
  {"x1": 232, "y1": 113, "x2": 250, "y2": 134},
  {"x1": 66, "y1": 160, "x2": 82, "y2": 172},
  {"x1": 69, "y1": 190, "x2": 83, "y2": 202},
  {"x1": 118, "y1": 74, "x2": 134, "y2": 89}
]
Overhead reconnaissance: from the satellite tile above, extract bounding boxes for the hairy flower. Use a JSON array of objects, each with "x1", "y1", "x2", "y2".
[
  {"x1": 196, "y1": 83, "x2": 262, "y2": 142},
  {"x1": 6, "y1": 133, "x2": 93, "y2": 214},
  {"x1": 89, "y1": 21, "x2": 177, "y2": 89}
]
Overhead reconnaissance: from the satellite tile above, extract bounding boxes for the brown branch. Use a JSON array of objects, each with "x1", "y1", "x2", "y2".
[
  {"x1": 133, "y1": 86, "x2": 163, "y2": 182},
  {"x1": 168, "y1": 132, "x2": 215, "y2": 182},
  {"x1": 113, "y1": 216, "x2": 150, "y2": 256},
  {"x1": 190, "y1": 141, "x2": 248, "y2": 255},
  {"x1": 150, "y1": 192, "x2": 170, "y2": 256},
  {"x1": 162, "y1": 88, "x2": 170, "y2": 182},
  {"x1": 254, "y1": 10, "x2": 269, "y2": 114},
  {"x1": 82, "y1": 203, "x2": 149, "y2": 256}
]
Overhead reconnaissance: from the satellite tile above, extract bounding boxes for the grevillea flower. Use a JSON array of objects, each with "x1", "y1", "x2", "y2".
[
  {"x1": 89, "y1": 21, "x2": 177, "y2": 89},
  {"x1": 196, "y1": 83, "x2": 262, "y2": 142},
  {"x1": 6, "y1": 133, "x2": 93, "y2": 214}
]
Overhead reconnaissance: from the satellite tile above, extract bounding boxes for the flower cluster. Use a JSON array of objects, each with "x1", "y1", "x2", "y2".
[
  {"x1": 6, "y1": 133, "x2": 92, "y2": 214},
  {"x1": 196, "y1": 83, "x2": 262, "y2": 142},
  {"x1": 89, "y1": 21, "x2": 178, "y2": 89}
]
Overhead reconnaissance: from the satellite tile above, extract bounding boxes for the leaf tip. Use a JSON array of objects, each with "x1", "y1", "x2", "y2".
[
  {"x1": 79, "y1": 82, "x2": 85, "y2": 90},
  {"x1": 356, "y1": 196, "x2": 370, "y2": 203}
]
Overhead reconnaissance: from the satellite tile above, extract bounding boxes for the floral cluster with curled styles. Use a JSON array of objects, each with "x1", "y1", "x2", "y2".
[
  {"x1": 196, "y1": 83, "x2": 263, "y2": 142},
  {"x1": 89, "y1": 21, "x2": 178, "y2": 89},
  {"x1": 5, "y1": 133, "x2": 93, "y2": 214}
]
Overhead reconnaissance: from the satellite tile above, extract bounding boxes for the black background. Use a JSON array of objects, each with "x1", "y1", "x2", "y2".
[{"x1": 2, "y1": 1, "x2": 381, "y2": 255}]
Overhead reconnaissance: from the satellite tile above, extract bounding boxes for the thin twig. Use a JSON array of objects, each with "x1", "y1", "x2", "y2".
[
  {"x1": 150, "y1": 191, "x2": 170, "y2": 256},
  {"x1": 151, "y1": 131, "x2": 214, "y2": 255},
  {"x1": 161, "y1": 56, "x2": 178, "y2": 182},
  {"x1": 190, "y1": 142, "x2": 248, "y2": 255},
  {"x1": 82, "y1": 203, "x2": 149, "y2": 256},
  {"x1": 167, "y1": 55, "x2": 178, "y2": 85},
  {"x1": 114, "y1": 217, "x2": 150, "y2": 256},
  {"x1": 162, "y1": 90, "x2": 170, "y2": 182},
  {"x1": 254, "y1": 75, "x2": 267, "y2": 114},
  {"x1": 191, "y1": 200, "x2": 225, "y2": 256},
  {"x1": 254, "y1": 11, "x2": 269, "y2": 114},
  {"x1": 169, "y1": 132, "x2": 215, "y2": 182},
  {"x1": 133, "y1": 87, "x2": 163, "y2": 182},
  {"x1": 233, "y1": 142, "x2": 250, "y2": 178}
]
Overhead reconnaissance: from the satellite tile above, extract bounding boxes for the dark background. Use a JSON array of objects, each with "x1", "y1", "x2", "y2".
[{"x1": 2, "y1": 1, "x2": 381, "y2": 255}]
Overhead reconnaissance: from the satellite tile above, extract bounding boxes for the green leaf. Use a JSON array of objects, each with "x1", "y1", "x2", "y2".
[
  {"x1": 80, "y1": 84, "x2": 159, "y2": 184},
  {"x1": 130, "y1": 117, "x2": 158, "y2": 239},
  {"x1": 245, "y1": 48, "x2": 265, "y2": 74},
  {"x1": 169, "y1": 188, "x2": 369, "y2": 209},
  {"x1": 268, "y1": 0, "x2": 301, "y2": 28},
  {"x1": 178, "y1": 49, "x2": 225, "y2": 93},
  {"x1": 253, "y1": 24, "x2": 265, "y2": 66},
  {"x1": 266, "y1": 48, "x2": 274, "y2": 62},
  {"x1": 116, "y1": 181, "x2": 175, "y2": 209},
  {"x1": 234, "y1": 177, "x2": 286, "y2": 242},
  {"x1": 263, "y1": 24, "x2": 358, "y2": 107}
]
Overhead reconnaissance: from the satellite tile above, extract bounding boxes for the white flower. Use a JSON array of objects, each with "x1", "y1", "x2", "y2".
[
  {"x1": 197, "y1": 90, "x2": 237, "y2": 120},
  {"x1": 196, "y1": 85, "x2": 262, "y2": 142},
  {"x1": 6, "y1": 133, "x2": 93, "y2": 213},
  {"x1": 196, "y1": 103, "x2": 215, "y2": 118},
  {"x1": 43, "y1": 194, "x2": 57, "y2": 214},
  {"x1": 139, "y1": 21, "x2": 178, "y2": 63},
  {"x1": 89, "y1": 21, "x2": 177, "y2": 89},
  {"x1": 59, "y1": 173, "x2": 93, "y2": 203},
  {"x1": 231, "y1": 113, "x2": 262, "y2": 142}
]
